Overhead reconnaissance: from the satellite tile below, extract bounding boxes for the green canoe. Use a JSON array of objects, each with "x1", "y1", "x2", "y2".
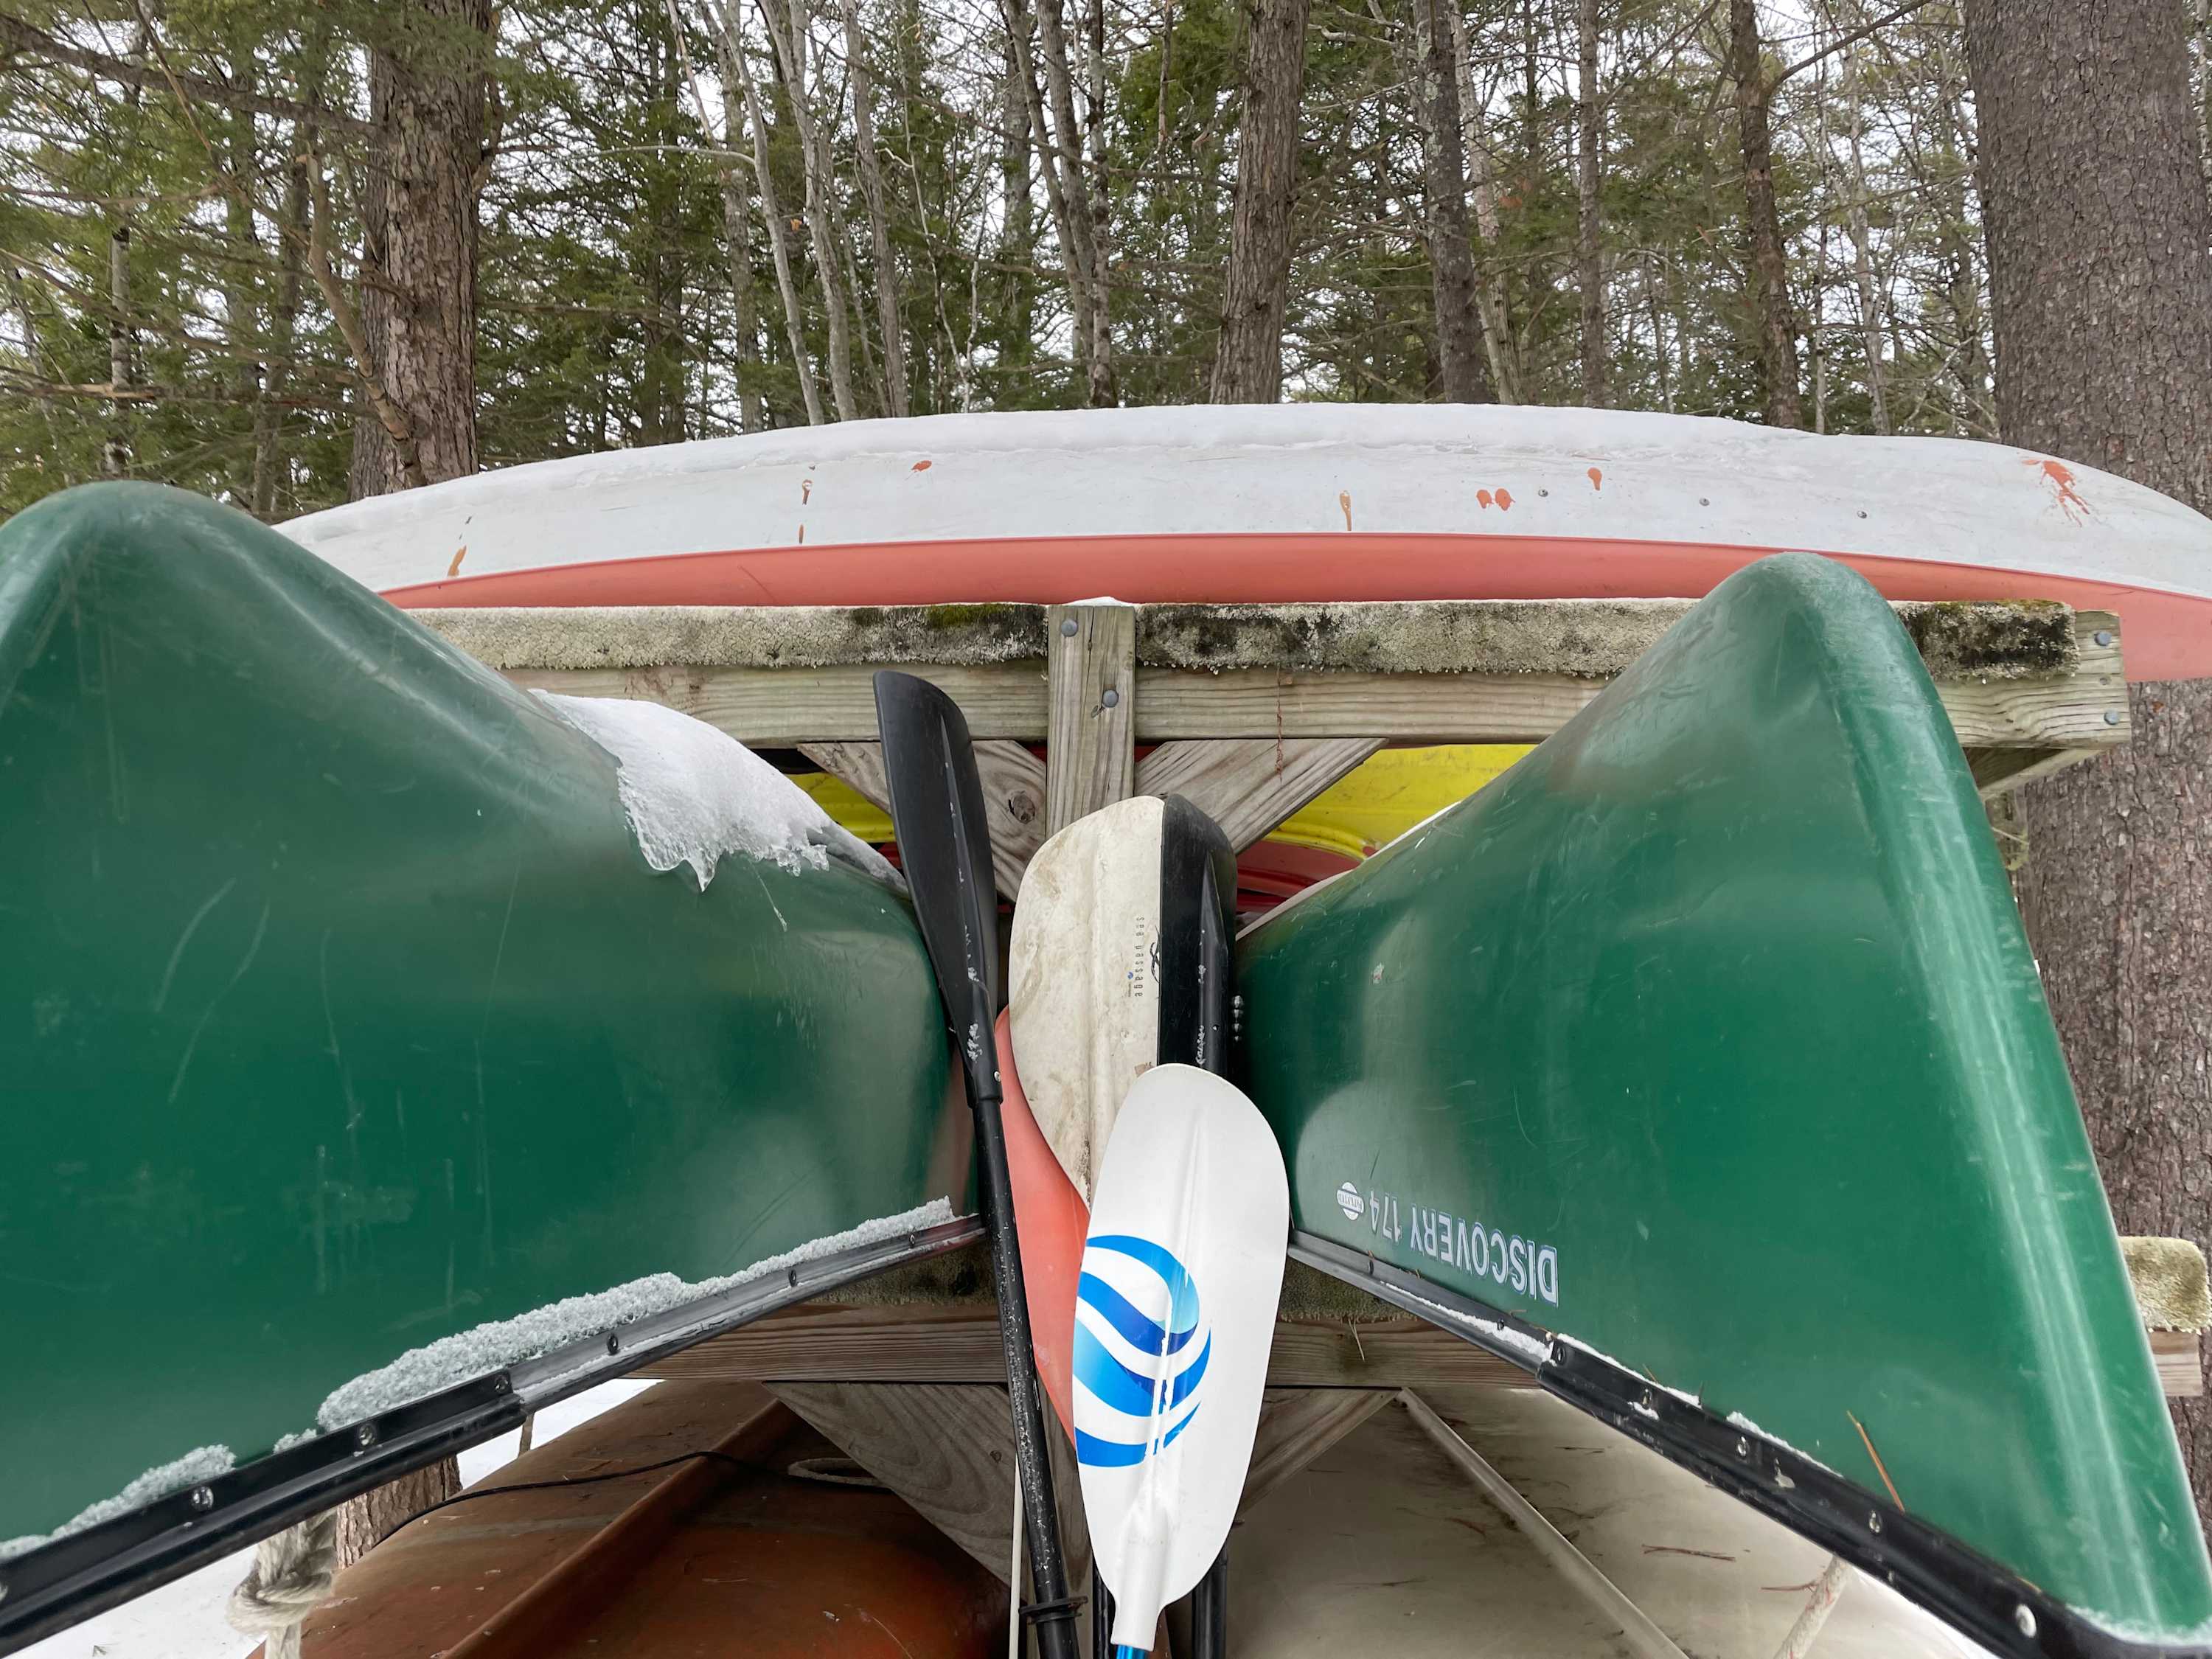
[
  {"x1": 1238, "y1": 553, "x2": 2212, "y2": 1655},
  {"x1": 0, "y1": 484, "x2": 965, "y2": 1640}
]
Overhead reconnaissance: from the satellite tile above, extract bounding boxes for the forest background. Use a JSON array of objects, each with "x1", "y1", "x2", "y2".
[
  {"x1": 4, "y1": 0, "x2": 2212, "y2": 1545},
  {"x1": 0, "y1": 0, "x2": 2012, "y2": 512}
]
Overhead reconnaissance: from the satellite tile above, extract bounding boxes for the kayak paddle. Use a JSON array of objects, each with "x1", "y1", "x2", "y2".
[
  {"x1": 873, "y1": 670, "x2": 1079, "y2": 1659},
  {"x1": 1074, "y1": 1062, "x2": 1288, "y2": 1658}
]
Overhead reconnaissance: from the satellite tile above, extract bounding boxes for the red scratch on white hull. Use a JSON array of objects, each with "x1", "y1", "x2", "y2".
[{"x1": 1587, "y1": 467, "x2": 1603, "y2": 492}]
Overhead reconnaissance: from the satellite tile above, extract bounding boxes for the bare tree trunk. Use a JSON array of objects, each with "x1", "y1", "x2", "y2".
[
  {"x1": 1575, "y1": 0, "x2": 1604, "y2": 406},
  {"x1": 669, "y1": 0, "x2": 765, "y2": 431},
  {"x1": 640, "y1": 13, "x2": 687, "y2": 445},
  {"x1": 103, "y1": 224, "x2": 131, "y2": 476},
  {"x1": 1446, "y1": 2, "x2": 1518, "y2": 403},
  {"x1": 1642, "y1": 252, "x2": 1672, "y2": 412},
  {"x1": 1962, "y1": 0, "x2": 2212, "y2": 1525},
  {"x1": 349, "y1": 0, "x2": 492, "y2": 497},
  {"x1": 1083, "y1": 0, "x2": 1113, "y2": 396},
  {"x1": 221, "y1": 52, "x2": 262, "y2": 500},
  {"x1": 1001, "y1": 0, "x2": 1093, "y2": 375},
  {"x1": 714, "y1": 3, "x2": 824, "y2": 425},
  {"x1": 1034, "y1": 0, "x2": 1114, "y2": 401},
  {"x1": 1411, "y1": 0, "x2": 1485, "y2": 400},
  {"x1": 764, "y1": 0, "x2": 861, "y2": 420},
  {"x1": 842, "y1": 0, "x2": 911, "y2": 417},
  {"x1": 1211, "y1": 0, "x2": 1310, "y2": 402},
  {"x1": 1933, "y1": 48, "x2": 1992, "y2": 432},
  {"x1": 1843, "y1": 19, "x2": 1887, "y2": 432},
  {"x1": 1728, "y1": 0, "x2": 1801, "y2": 428},
  {"x1": 1001, "y1": 27, "x2": 1036, "y2": 359},
  {"x1": 254, "y1": 150, "x2": 309, "y2": 517},
  {"x1": 102, "y1": 17, "x2": 147, "y2": 479}
]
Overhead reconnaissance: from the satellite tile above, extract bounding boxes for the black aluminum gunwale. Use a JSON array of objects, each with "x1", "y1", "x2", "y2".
[
  {"x1": 0, "y1": 1214, "x2": 983, "y2": 1655},
  {"x1": 1290, "y1": 1228, "x2": 2212, "y2": 1659}
]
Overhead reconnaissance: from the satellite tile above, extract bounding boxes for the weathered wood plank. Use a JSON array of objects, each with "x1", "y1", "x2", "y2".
[
  {"x1": 2154, "y1": 1329, "x2": 2204, "y2": 1398},
  {"x1": 766, "y1": 1382, "x2": 1023, "y2": 1580},
  {"x1": 799, "y1": 737, "x2": 1047, "y2": 899},
  {"x1": 1135, "y1": 737, "x2": 1385, "y2": 852},
  {"x1": 636, "y1": 1304, "x2": 1534, "y2": 1391},
  {"x1": 1130, "y1": 660, "x2": 2126, "y2": 751},
  {"x1": 500, "y1": 610, "x2": 2124, "y2": 798},
  {"x1": 1046, "y1": 604, "x2": 1138, "y2": 833},
  {"x1": 1241, "y1": 1388, "x2": 1394, "y2": 1513},
  {"x1": 439, "y1": 597, "x2": 2075, "y2": 681},
  {"x1": 505, "y1": 661, "x2": 1046, "y2": 746},
  {"x1": 768, "y1": 1379, "x2": 1096, "y2": 1644}
]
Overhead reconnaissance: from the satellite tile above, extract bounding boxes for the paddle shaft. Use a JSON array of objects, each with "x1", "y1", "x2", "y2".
[
  {"x1": 869, "y1": 671, "x2": 1077, "y2": 1659},
  {"x1": 1158, "y1": 800, "x2": 1238, "y2": 1659},
  {"x1": 970, "y1": 1073, "x2": 1080, "y2": 1659}
]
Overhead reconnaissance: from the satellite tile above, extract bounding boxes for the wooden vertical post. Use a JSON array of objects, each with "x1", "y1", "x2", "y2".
[{"x1": 1046, "y1": 602, "x2": 1136, "y2": 834}]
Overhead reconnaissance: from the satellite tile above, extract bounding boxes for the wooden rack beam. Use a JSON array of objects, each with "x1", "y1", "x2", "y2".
[{"x1": 451, "y1": 600, "x2": 2128, "y2": 802}]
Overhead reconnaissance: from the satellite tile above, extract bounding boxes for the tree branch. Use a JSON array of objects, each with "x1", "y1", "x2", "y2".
[
  {"x1": 303, "y1": 152, "x2": 427, "y2": 489},
  {"x1": 0, "y1": 11, "x2": 380, "y2": 142},
  {"x1": 1772, "y1": 0, "x2": 1933, "y2": 90}
]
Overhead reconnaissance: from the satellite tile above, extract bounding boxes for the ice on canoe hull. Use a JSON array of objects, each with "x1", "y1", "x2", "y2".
[
  {"x1": 0, "y1": 484, "x2": 956, "y2": 1551},
  {"x1": 1237, "y1": 552, "x2": 2212, "y2": 1645}
]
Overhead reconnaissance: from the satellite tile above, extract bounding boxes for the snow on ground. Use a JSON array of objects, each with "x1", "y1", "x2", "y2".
[{"x1": 20, "y1": 1380, "x2": 655, "y2": 1659}]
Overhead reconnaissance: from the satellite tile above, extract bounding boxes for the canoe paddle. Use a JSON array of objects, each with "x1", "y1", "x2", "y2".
[
  {"x1": 1007, "y1": 793, "x2": 1249, "y2": 1656},
  {"x1": 873, "y1": 670, "x2": 1080, "y2": 1659},
  {"x1": 1074, "y1": 1062, "x2": 1289, "y2": 1658}
]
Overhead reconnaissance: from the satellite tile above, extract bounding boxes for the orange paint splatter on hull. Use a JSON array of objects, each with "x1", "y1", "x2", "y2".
[{"x1": 2026, "y1": 457, "x2": 2092, "y2": 523}]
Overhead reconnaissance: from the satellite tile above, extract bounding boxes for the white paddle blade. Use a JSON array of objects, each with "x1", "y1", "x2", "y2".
[
  {"x1": 1073, "y1": 1064, "x2": 1290, "y2": 1653},
  {"x1": 1008, "y1": 796, "x2": 1167, "y2": 1200}
]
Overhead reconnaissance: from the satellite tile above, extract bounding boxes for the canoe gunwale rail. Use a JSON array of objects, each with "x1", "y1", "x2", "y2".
[
  {"x1": 1290, "y1": 1231, "x2": 2208, "y2": 1659},
  {"x1": 0, "y1": 1216, "x2": 984, "y2": 1656}
]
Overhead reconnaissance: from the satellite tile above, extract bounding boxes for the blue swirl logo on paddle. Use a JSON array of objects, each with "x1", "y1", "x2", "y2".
[{"x1": 1072, "y1": 1234, "x2": 1211, "y2": 1468}]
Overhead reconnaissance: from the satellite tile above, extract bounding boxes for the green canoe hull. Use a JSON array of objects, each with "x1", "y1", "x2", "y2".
[
  {"x1": 1238, "y1": 554, "x2": 2212, "y2": 1652},
  {"x1": 0, "y1": 486, "x2": 960, "y2": 1593}
]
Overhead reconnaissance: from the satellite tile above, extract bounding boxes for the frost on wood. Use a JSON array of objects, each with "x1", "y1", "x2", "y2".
[
  {"x1": 316, "y1": 1197, "x2": 955, "y2": 1430},
  {"x1": 0, "y1": 1444, "x2": 234, "y2": 1562},
  {"x1": 536, "y1": 691, "x2": 900, "y2": 890}
]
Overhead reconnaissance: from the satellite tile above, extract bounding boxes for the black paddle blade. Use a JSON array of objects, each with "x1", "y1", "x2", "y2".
[
  {"x1": 873, "y1": 670, "x2": 1002, "y2": 1104},
  {"x1": 1157, "y1": 793, "x2": 1238, "y2": 1077}
]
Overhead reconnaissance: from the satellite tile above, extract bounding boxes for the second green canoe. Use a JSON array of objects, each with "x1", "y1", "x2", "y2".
[{"x1": 1239, "y1": 553, "x2": 2212, "y2": 1654}]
